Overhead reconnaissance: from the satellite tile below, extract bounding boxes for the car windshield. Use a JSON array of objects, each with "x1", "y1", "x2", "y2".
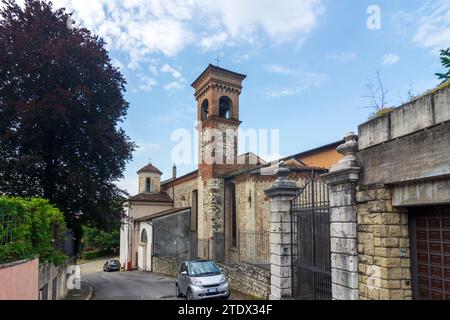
[{"x1": 188, "y1": 261, "x2": 221, "y2": 277}]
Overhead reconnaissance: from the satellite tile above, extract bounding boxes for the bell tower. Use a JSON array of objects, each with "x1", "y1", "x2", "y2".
[
  {"x1": 192, "y1": 64, "x2": 247, "y2": 179},
  {"x1": 191, "y1": 64, "x2": 246, "y2": 261}
]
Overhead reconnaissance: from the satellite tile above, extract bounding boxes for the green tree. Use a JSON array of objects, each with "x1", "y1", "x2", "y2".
[
  {"x1": 82, "y1": 225, "x2": 120, "y2": 255},
  {"x1": 0, "y1": 0, "x2": 134, "y2": 249},
  {"x1": 436, "y1": 48, "x2": 450, "y2": 84}
]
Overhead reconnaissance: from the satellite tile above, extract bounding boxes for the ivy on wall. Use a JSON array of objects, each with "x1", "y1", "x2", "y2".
[{"x1": 0, "y1": 196, "x2": 67, "y2": 265}]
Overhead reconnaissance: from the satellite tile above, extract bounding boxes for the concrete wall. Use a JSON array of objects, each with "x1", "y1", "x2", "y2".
[
  {"x1": 152, "y1": 209, "x2": 192, "y2": 259},
  {"x1": 0, "y1": 258, "x2": 39, "y2": 300},
  {"x1": 357, "y1": 83, "x2": 450, "y2": 195},
  {"x1": 38, "y1": 260, "x2": 70, "y2": 300},
  {"x1": 358, "y1": 121, "x2": 450, "y2": 186},
  {"x1": 358, "y1": 84, "x2": 450, "y2": 151}
]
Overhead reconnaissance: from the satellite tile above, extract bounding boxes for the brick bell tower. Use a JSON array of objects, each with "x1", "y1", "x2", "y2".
[{"x1": 191, "y1": 64, "x2": 246, "y2": 261}]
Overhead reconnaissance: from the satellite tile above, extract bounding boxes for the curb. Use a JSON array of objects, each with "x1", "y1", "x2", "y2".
[{"x1": 82, "y1": 281, "x2": 94, "y2": 300}]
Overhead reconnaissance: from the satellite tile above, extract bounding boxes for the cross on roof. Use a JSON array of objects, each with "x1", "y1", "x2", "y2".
[{"x1": 215, "y1": 56, "x2": 222, "y2": 66}]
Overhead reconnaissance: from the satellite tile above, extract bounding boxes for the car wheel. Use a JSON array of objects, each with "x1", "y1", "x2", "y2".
[
  {"x1": 187, "y1": 288, "x2": 194, "y2": 300},
  {"x1": 176, "y1": 284, "x2": 182, "y2": 298}
]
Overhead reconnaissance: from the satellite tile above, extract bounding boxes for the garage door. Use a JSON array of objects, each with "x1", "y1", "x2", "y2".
[{"x1": 410, "y1": 206, "x2": 450, "y2": 300}]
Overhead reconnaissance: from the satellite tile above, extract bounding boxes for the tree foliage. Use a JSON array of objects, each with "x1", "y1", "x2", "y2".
[
  {"x1": 436, "y1": 48, "x2": 450, "y2": 84},
  {"x1": 0, "y1": 0, "x2": 134, "y2": 234},
  {"x1": 0, "y1": 196, "x2": 67, "y2": 265},
  {"x1": 82, "y1": 225, "x2": 120, "y2": 254}
]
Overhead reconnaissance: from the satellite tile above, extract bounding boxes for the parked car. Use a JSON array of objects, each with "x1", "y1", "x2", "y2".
[
  {"x1": 176, "y1": 260, "x2": 230, "y2": 300},
  {"x1": 103, "y1": 259, "x2": 121, "y2": 272}
]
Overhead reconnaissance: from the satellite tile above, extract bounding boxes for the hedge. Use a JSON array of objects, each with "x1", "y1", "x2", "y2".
[{"x1": 0, "y1": 196, "x2": 67, "y2": 265}]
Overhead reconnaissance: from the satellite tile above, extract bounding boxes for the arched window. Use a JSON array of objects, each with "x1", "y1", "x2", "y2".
[
  {"x1": 201, "y1": 99, "x2": 209, "y2": 120},
  {"x1": 141, "y1": 229, "x2": 148, "y2": 243},
  {"x1": 146, "y1": 178, "x2": 152, "y2": 192},
  {"x1": 219, "y1": 96, "x2": 232, "y2": 119}
]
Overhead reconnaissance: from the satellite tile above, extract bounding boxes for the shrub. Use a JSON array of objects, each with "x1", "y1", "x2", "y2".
[
  {"x1": 80, "y1": 250, "x2": 109, "y2": 261},
  {"x1": 0, "y1": 196, "x2": 67, "y2": 265}
]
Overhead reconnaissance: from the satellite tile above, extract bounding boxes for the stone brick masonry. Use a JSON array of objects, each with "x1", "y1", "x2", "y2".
[{"x1": 356, "y1": 185, "x2": 412, "y2": 300}]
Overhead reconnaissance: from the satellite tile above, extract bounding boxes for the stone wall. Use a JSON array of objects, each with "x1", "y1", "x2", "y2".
[
  {"x1": 151, "y1": 256, "x2": 270, "y2": 299},
  {"x1": 171, "y1": 177, "x2": 198, "y2": 208},
  {"x1": 198, "y1": 178, "x2": 225, "y2": 260},
  {"x1": 152, "y1": 256, "x2": 184, "y2": 277},
  {"x1": 219, "y1": 262, "x2": 270, "y2": 299},
  {"x1": 356, "y1": 185, "x2": 412, "y2": 300}
]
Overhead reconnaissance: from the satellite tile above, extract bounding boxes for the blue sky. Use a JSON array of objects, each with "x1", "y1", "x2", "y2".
[{"x1": 40, "y1": 0, "x2": 450, "y2": 194}]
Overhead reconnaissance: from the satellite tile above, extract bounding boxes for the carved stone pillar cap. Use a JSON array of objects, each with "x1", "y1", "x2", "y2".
[
  {"x1": 265, "y1": 161, "x2": 298, "y2": 198},
  {"x1": 336, "y1": 132, "x2": 358, "y2": 157}
]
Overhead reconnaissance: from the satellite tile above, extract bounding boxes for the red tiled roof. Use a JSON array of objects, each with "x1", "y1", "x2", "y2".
[
  {"x1": 134, "y1": 207, "x2": 190, "y2": 222},
  {"x1": 128, "y1": 192, "x2": 173, "y2": 203},
  {"x1": 137, "y1": 163, "x2": 163, "y2": 175}
]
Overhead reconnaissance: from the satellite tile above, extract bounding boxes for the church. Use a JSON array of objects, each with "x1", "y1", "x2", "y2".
[{"x1": 119, "y1": 64, "x2": 342, "y2": 283}]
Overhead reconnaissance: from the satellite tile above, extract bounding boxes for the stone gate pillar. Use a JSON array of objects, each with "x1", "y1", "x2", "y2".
[
  {"x1": 265, "y1": 162, "x2": 298, "y2": 300},
  {"x1": 322, "y1": 132, "x2": 361, "y2": 300}
]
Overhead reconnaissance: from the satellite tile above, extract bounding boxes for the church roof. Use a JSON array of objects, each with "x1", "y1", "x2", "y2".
[
  {"x1": 137, "y1": 163, "x2": 163, "y2": 175},
  {"x1": 134, "y1": 207, "x2": 190, "y2": 222},
  {"x1": 191, "y1": 64, "x2": 247, "y2": 88},
  {"x1": 128, "y1": 192, "x2": 173, "y2": 203}
]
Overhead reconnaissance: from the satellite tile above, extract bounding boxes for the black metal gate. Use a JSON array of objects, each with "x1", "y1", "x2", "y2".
[{"x1": 291, "y1": 174, "x2": 331, "y2": 300}]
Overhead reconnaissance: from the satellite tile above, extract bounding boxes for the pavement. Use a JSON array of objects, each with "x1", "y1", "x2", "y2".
[
  {"x1": 65, "y1": 281, "x2": 93, "y2": 300},
  {"x1": 66, "y1": 257, "x2": 255, "y2": 300}
]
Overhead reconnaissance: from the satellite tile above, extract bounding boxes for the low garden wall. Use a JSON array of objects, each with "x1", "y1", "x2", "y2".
[
  {"x1": 0, "y1": 257, "x2": 39, "y2": 300},
  {"x1": 38, "y1": 259, "x2": 71, "y2": 300}
]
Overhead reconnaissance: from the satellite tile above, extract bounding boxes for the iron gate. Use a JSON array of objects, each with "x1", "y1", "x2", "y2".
[{"x1": 291, "y1": 174, "x2": 331, "y2": 300}]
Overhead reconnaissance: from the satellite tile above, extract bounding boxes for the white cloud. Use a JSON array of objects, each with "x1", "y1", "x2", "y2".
[
  {"x1": 200, "y1": 32, "x2": 228, "y2": 52},
  {"x1": 138, "y1": 76, "x2": 158, "y2": 91},
  {"x1": 164, "y1": 82, "x2": 185, "y2": 91},
  {"x1": 264, "y1": 65, "x2": 295, "y2": 75},
  {"x1": 328, "y1": 52, "x2": 357, "y2": 63},
  {"x1": 161, "y1": 64, "x2": 182, "y2": 80},
  {"x1": 197, "y1": 0, "x2": 324, "y2": 42},
  {"x1": 263, "y1": 72, "x2": 327, "y2": 98},
  {"x1": 381, "y1": 54, "x2": 400, "y2": 66},
  {"x1": 161, "y1": 64, "x2": 186, "y2": 90},
  {"x1": 395, "y1": 1, "x2": 450, "y2": 54},
  {"x1": 50, "y1": 0, "x2": 324, "y2": 69}
]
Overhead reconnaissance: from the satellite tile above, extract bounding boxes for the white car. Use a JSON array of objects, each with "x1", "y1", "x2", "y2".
[{"x1": 176, "y1": 260, "x2": 230, "y2": 300}]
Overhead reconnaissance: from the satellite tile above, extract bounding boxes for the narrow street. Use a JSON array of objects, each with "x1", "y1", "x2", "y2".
[{"x1": 79, "y1": 258, "x2": 248, "y2": 300}]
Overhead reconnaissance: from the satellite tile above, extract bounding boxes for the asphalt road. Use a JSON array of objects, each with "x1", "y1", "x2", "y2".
[{"x1": 84, "y1": 271, "x2": 182, "y2": 300}]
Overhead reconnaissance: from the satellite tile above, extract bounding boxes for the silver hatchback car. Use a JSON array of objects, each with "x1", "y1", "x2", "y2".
[{"x1": 176, "y1": 260, "x2": 230, "y2": 300}]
